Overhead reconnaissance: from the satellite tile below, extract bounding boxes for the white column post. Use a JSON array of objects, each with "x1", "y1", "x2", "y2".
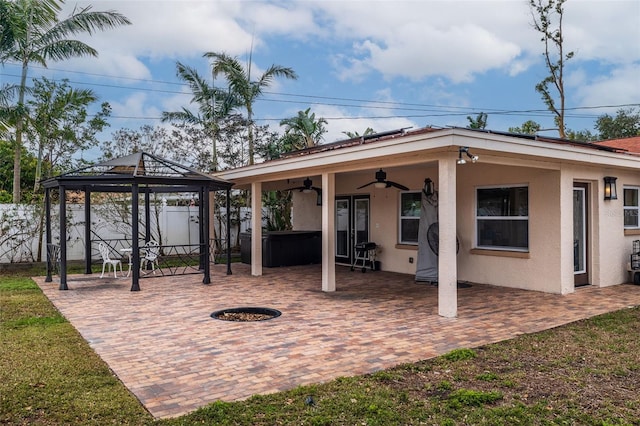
[
  {"x1": 559, "y1": 166, "x2": 575, "y2": 294},
  {"x1": 322, "y1": 172, "x2": 336, "y2": 292},
  {"x1": 438, "y1": 154, "x2": 458, "y2": 318},
  {"x1": 251, "y1": 181, "x2": 263, "y2": 276}
]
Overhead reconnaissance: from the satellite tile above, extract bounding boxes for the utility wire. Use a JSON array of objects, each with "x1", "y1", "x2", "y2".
[{"x1": 1, "y1": 63, "x2": 638, "y2": 122}]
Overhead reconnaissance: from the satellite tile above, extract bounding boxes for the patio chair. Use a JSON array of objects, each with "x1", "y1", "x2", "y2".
[
  {"x1": 99, "y1": 242, "x2": 123, "y2": 278},
  {"x1": 141, "y1": 240, "x2": 160, "y2": 274}
]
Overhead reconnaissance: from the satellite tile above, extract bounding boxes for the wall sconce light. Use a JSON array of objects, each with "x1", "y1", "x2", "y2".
[
  {"x1": 457, "y1": 147, "x2": 479, "y2": 165},
  {"x1": 423, "y1": 178, "x2": 434, "y2": 196},
  {"x1": 603, "y1": 176, "x2": 617, "y2": 200}
]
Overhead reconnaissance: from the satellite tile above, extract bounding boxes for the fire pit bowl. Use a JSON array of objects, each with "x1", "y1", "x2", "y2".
[{"x1": 211, "y1": 307, "x2": 281, "y2": 322}]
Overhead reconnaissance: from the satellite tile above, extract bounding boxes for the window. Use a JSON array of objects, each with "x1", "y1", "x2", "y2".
[
  {"x1": 624, "y1": 186, "x2": 639, "y2": 229},
  {"x1": 476, "y1": 185, "x2": 529, "y2": 251},
  {"x1": 399, "y1": 191, "x2": 421, "y2": 244}
]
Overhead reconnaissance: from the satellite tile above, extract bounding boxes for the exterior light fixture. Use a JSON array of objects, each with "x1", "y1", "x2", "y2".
[
  {"x1": 603, "y1": 176, "x2": 617, "y2": 200},
  {"x1": 457, "y1": 147, "x2": 479, "y2": 165},
  {"x1": 423, "y1": 178, "x2": 434, "y2": 196}
]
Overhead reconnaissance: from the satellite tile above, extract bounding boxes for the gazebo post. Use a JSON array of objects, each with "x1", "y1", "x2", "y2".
[
  {"x1": 144, "y1": 189, "x2": 151, "y2": 244},
  {"x1": 143, "y1": 188, "x2": 152, "y2": 273},
  {"x1": 131, "y1": 183, "x2": 141, "y2": 291},
  {"x1": 45, "y1": 187, "x2": 52, "y2": 283},
  {"x1": 226, "y1": 188, "x2": 232, "y2": 275},
  {"x1": 203, "y1": 186, "x2": 211, "y2": 284},
  {"x1": 59, "y1": 186, "x2": 68, "y2": 290},
  {"x1": 198, "y1": 187, "x2": 205, "y2": 271},
  {"x1": 84, "y1": 187, "x2": 92, "y2": 274}
]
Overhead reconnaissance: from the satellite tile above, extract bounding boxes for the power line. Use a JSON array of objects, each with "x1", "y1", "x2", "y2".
[{"x1": 2, "y1": 64, "x2": 638, "y2": 123}]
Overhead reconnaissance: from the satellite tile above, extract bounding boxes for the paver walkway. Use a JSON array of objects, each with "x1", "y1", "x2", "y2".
[{"x1": 34, "y1": 265, "x2": 640, "y2": 418}]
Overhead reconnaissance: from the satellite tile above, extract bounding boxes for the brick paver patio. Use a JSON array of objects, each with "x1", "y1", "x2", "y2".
[{"x1": 34, "y1": 264, "x2": 640, "y2": 418}]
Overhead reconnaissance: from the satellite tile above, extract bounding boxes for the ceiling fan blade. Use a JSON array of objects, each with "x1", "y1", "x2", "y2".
[
  {"x1": 357, "y1": 181, "x2": 376, "y2": 189},
  {"x1": 387, "y1": 181, "x2": 409, "y2": 191}
]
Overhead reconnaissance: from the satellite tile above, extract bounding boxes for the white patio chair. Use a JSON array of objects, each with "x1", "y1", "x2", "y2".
[
  {"x1": 99, "y1": 242, "x2": 123, "y2": 278},
  {"x1": 141, "y1": 240, "x2": 160, "y2": 274}
]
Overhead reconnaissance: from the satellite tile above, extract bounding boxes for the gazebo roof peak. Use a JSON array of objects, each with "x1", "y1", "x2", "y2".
[{"x1": 42, "y1": 151, "x2": 233, "y2": 190}]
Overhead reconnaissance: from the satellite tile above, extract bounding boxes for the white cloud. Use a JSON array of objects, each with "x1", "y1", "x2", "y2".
[
  {"x1": 38, "y1": 0, "x2": 637, "y2": 141},
  {"x1": 573, "y1": 64, "x2": 640, "y2": 110}
]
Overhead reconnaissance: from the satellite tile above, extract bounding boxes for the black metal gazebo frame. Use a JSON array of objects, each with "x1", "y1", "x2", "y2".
[{"x1": 41, "y1": 152, "x2": 234, "y2": 291}]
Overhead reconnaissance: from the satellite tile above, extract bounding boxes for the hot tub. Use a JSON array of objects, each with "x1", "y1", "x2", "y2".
[{"x1": 240, "y1": 231, "x2": 321, "y2": 267}]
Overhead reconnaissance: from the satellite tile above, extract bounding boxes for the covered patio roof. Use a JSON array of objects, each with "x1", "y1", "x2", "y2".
[{"x1": 42, "y1": 152, "x2": 234, "y2": 291}]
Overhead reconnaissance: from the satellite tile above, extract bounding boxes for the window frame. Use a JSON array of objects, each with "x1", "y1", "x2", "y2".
[
  {"x1": 623, "y1": 186, "x2": 640, "y2": 229},
  {"x1": 474, "y1": 184, "x2": 529, "y2": 252},
  {"x1": 398, "y1": 190, "x2": 422, "y2": 245}
]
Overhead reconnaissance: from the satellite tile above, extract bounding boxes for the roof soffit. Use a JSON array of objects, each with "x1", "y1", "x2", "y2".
[{"x1": 217, "y1": 128, "x2": 639, "y2": 184}]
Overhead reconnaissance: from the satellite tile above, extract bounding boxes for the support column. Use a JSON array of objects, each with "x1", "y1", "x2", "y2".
[
  {"x1": 131, "y1": 184, "x2": 141, "y2": 291},
  {"x1": 226, "y1": 188, "x2": 232, "y2": 275},
  {"x1": 199, "y1": 187, "x2": 205, "y2": 270},
  {"x1": 84, "y1": 188, "x2": 92, "y2": 274},
  {"x1": 251, "y1": 182, "x2": 263, "y2": 276},
  {"x1": 438, "y1": 155, "x2": 457, "y2": 317},
  {"x1": 59, "y1": 186, "x2": 68, "y2": 290},
  {"x1": 45, "y1": 188, "x2": 52, "y2": 283},
  {"x1": 203, "y1": 186, "x2": 211, "y2": 284},
  {"x1": 322, "y1": 173, "x2": 336, "y2": 292},
  {"x1": 559, "y1": 166, "x2": 575, "y2": 294}
]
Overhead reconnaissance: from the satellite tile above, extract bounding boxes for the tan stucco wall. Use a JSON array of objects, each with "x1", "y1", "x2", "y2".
[
  {"x1": 457, "y1": 164, "x2": 563, "y2": 292},
  {"x1": 290, "y1": 161, "x2": 639, "y2": 293},
  {"x1": 291, "y1": 191, "x2": 322, "y2": 230}
]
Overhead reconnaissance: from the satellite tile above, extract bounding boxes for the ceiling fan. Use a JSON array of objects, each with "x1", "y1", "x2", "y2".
[
  {"x1": 286, "y1": 177, "x2": 322, "y2": 205},
  {"x1": 357, "y1": 169, "x2": 409, "y2": 191}
]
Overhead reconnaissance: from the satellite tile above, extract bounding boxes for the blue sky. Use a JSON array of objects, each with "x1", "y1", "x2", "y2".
[{"x1": 2, "y1": 0, "x2": 639, "y2": 162}]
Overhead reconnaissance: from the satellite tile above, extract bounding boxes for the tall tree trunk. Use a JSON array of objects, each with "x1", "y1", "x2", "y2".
[{"x1": 13, "y1": 61, "x2": 29, "y2": 203}]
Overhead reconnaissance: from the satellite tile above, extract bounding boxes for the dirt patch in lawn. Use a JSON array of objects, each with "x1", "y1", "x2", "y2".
[{"x1": 377, "y1": 307, "x2": 640, "y2": 421}]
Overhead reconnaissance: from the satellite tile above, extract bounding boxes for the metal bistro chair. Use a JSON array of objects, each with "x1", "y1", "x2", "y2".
[
  {"x1": 98, "y1": 242, "x2": 123, "y2": 278},
  {"x1": 141, "y1": 240, "x2": 160, "y2": 275}
]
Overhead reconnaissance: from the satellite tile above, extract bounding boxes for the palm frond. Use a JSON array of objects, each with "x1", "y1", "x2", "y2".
[
  {"x1": 40, "y1": 39, "x2": 98, "y2": 62},
  {"x1": 54, "y1": 6, "x2": 131, "y2": 36}
]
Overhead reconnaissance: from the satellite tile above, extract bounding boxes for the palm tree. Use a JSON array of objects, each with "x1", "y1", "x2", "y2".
[
  {"x1": 204, "y1": 51, "x2": 297, "y2": 165},
  {"x1": 161, "y1": 61, "x2": 239, "y2": 172},
  {"x1": 279, "y1": 107, "x2": 328, "y2": 150},
  {"x1": 1, "y1": 0, "x2": 130, "y2": 202},
  {"x1": 0, "y1": 84, "x2": 16, "y2": 138},
  {"x1": 342, "y1": 127, "x2": 375, "y2": 139}
]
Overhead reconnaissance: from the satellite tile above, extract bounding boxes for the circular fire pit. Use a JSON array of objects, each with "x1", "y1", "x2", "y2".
[{"x1": 211, "y1": 307, "x2": 281, "y2": 322}]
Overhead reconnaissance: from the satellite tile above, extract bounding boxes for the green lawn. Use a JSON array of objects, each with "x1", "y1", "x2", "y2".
[{"x1": 2, "y1": 268, "x2": 639, "y2": 425}]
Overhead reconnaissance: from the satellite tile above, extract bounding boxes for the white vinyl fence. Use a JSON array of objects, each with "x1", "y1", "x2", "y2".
[{"x1": 0, "y1": 203, "x2": 252, "y2": 263}]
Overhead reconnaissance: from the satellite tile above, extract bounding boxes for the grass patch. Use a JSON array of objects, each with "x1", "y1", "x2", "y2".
[
  {"x1": 447, "y1": 389, "x2": 503, "y2": 407},
  {"x1": 2, "y1": 268, "x2": 640, "y2": 425},
  {"x1": 0, "y1": 276, "x2": 151, "y2": 425},
  {"x1": 442, "y1": 348, "x2": 477, "y2": 362}
]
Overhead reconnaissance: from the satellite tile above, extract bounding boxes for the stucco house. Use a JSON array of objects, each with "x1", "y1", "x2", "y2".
[{"x1": 215, "y1": 127, "x2": 640, "y2": 318}]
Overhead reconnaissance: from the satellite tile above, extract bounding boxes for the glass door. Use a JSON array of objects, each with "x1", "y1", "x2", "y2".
[
  {"x1": 573, "y1": 184, "x2": 589, "y2": 286},
  {"x1": 335, "y1": 195, "x2": 370, "y2": 265},
  {"x1": 335, "y1": 198, "x2": 350, "y2": 262}
]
